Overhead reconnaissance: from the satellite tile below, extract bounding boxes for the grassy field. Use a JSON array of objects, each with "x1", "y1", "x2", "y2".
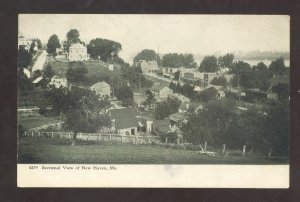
[
  {"x1": 47, "y1": 59, "x2": 109, "y2": 76},
  {"x1": 18, "y1": 137, "x2": 288, "y2": 164},
  {"x1": 19, "y1": 117, "x2": 60, "y2": 130}
]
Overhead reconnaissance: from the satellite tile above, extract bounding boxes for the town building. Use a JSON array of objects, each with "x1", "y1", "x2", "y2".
[
  {"x1": 48, "y1": 76, "x2": 68, "y2": 88},
  {"x1": 152, "y1": 119, "x2": 176, "y2": 136},
  {"x1": 150, "y1": 84, "x2": 173, "y2": 100},
  {"x1": 68, "y1": 43, "x2": 90, "y2": 61},
  {"x1": 109, "y1": 108, "x2": 139, "y2": 136},
  {"x1": 90, "y1": 82, "x2": 111, "y2": 98},
  {"x1": 139, "y1": 60, "x2": 159, "y2": 74}
]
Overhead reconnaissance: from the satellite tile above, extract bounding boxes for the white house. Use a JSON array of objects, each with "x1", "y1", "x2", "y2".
[
  {"x1": 90, "y1": 82, "x2": 111, "y2": 98},
  {"x1": 68, "y1": 43, "x2": 90, "y2": 61},
  {"x1": 48, "y1": 76, "x2": 68, "y2": 88},
  {"x1": 139, "y1": 60, "x2": 159, "y2": 74}
]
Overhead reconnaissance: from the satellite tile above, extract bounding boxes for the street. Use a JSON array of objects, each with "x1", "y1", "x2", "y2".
[{"x1": 32, "y1": 50, "x2": 47, "y2": 72}]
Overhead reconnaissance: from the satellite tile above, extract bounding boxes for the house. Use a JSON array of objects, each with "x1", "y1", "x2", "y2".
[
  {"x1": 134, "y1": 93, "x2": 147, "y2": 108},
  {"x1": 168, "y1": 112, "x2": 188, "y2": 128},
  {"x1": 109, "y1": 108, "x2": 139, "y2": 135},
  {"x1": 48, "y1": 76, "x2": 68, "y2": 88},
  {"x1": 139, "y1": 60, "x2": 159, "y2": 74},
  {"x1": 169, "y1": 93, "x2": 190, "y2": 103},
  {"x1": 178, "y1": 101, "x2": 203, "y2": 114},
  {"x1": 205, "y1": 85, "x2": 226, "y2": 99},
  {"x1": 150, "y1": 84, "x2": 173, "y2": 100},
  {"x1": 152, "y1": 119, "x2": 176, "y2": 135},
  {"x1": 68, "y1": 43, "x2": 90, "y2": 61},
  {"x1": 90, "y1": 82, "x2": 111, "y2": 98}
]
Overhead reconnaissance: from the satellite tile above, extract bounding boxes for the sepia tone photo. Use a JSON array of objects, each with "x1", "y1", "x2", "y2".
[
  {"x1": 17, "y1": 14, "x2": 290, "y2": 164},
  {"x1": 17, "y1": 14, "x2": 289, "y2": 167}
]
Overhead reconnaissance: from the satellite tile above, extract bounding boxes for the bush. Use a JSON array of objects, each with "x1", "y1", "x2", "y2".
[{"x1": 159, "y1": 132, "x2": 179, "y2": 143}]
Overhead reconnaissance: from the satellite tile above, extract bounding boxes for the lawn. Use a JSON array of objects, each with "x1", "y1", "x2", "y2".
[
  {"x1": 18, "y1": 137, "x2": 288, "y2": 164},
  {"x1": 47, "y1": 59, "x2": 109, "y2": 76},
  {"x1": 19, "y1": 117, "x2": 61, "y2": 130}
]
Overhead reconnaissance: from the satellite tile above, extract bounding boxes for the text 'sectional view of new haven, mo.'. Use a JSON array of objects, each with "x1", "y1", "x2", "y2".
[{"x1": 17, "y1": 15, "x2": 290, "y2": 164}]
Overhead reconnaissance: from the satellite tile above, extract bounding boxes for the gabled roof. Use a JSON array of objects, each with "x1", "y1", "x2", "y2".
[
  {"x1": 150, "y1": 84, "x2": 172, "y2": 92},
  {"x1": 270, "y1": 75, "x2": 290, "y2": 85},
  {"x1": 168, "y1": 112, "x2": 186, "y2": 122},
  {"x1": 109, "y1": 108, "x2": 139, "y2": 120},
  {"x1": 115, "y1": 118, "x2": 139, "y2": 129},
  {"x1": 150, "y1": 84, "x2": 165, "y2": 92},
  {"x1": 69, "y1": 43, "x2": 86, "y2": 49},
  {"x1": 90, "y1": 81, "x2": 110, "y2": 89},
  {"x1": 153, "y1": 119, "x2": 171, "y2": 134},
  {"x1": 32, "y1": 76, "x2": 43, "y2": 84}
]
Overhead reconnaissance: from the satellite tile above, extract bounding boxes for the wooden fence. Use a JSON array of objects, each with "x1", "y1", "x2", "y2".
[{"x1": 24, "y1": 131, "x2": 161, "y2": 144}]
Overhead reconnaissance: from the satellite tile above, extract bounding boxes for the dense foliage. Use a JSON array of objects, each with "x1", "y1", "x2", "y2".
[
  {"x1": 46, "y1": 34, "x2": 61, "y2": 55},
  {"x1": 181, "y1": 99, "x2": 289, "y2": 156},
  {"x1": 199, "y1": 56, "x2": 218, "y2": 72},
  {"x1": 87, "y1": 38, "x2": 122, "y2": 61},
  {"x1": 162, "y1": 53, "x2": 196, "y2": 68}
]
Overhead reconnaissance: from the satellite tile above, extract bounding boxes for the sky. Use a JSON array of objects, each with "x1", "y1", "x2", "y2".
[{"x1": 19, "y1": 14, "x2": 290, "y2": 63}]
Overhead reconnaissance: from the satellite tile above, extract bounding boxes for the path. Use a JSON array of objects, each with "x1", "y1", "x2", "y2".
[{"x1": 32, "y1": 50, "x2": 47, "y2": 72}]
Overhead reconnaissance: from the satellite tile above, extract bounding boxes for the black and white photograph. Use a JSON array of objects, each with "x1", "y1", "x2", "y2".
[{"x1": 16, "y1": 14, "x2": 290, "y2": 187}]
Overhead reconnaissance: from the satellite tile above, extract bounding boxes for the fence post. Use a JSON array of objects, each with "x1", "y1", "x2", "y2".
[
  {"x1": 165, "y1": 137, "x2": 168, "y2": 144},
  {"x1": 109, "y1": 134, "x2": 112, "y2": 141},
  {"x1": 136, "y1": 135, "x2": 139, "y2": 144},
  {"x1": 268, "y1": 148, "x2": 272, "y2": 157},
  {"x1": 51, "y1": 132, "x2": 54, "y2": 139},
  {"x1": 204, "y1": 141, "x2": 207, "y2": 151},
  {"x1": 243, "y1": 145, "x2": 246, "y2": 156},
  {"x1": 32, "y1": 131, "x2": 34, "y2": 137},
  {"x1": 24, "y1": 131, "x2": 27, "y2": 137},
  {"x1": 222, "y1": 144, "x2": 226, "y2": 154}
]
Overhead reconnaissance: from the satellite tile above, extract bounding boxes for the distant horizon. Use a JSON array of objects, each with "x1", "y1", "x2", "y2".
[{"x1": 19, "y1": 14, "x2": 290, "y2": 64}]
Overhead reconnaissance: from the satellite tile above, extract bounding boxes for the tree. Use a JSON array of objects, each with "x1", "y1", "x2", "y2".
[
  {"x1": 87, "y1": 38, "x2": 122, "y2": 61},
  {"x1": 181, "y1": 84, "x2": 195, "y2": 98},
  {"x1": 253, "y1": 62, "x2": 267, "y2": 71},
  {"x1": 43, "y1": 64, "x2": 55, "y2": 80},
  {"x1": 229, "y1": 61, "x2": 251, "y2": 74},
  {"x1": 222, "y1": 53, "x2": 234, "y2": 67},
  {"x1": 263, "y1": 101, "x2": 289, "y2": 156},
  {"x1": 155, "y1": 97, "x2": 181, "y2": 119},
  {"x1": 45, "y1": 87, "x2": 111, "y2": 141},
  {"x1": 66, "y1": 62, "x2": 88, "y2": 85},
  {"x1": 133, "y1": 49, "x2": 160, "y2": 65},
  {"x1": 199, "y1": 56, "x2": 218, "y2": 72},
  {"x1": 269, "y1": 57, "x2": 286, "y2": 75},
  {"x1": 174, "y1": 70, "x2": 180, "y2": 80},
  {"x1": 18, "y1": 46, "x2": 32, "y2": 69},
  {"x1": 65, "y1": 29, "x2": 81, "y2": 52},
  {"x1": 195, "y1": 87, "x2": 218, "y2": 102},
  {"x1": 116, "y1": 86, "x2": 134, "y2": 106},
  {"x1": 162, "y1": 53, "x2": 195, "y2": 68},
  {"x1": 210, "y1": 76, "x2": 227, "y2": 87},
  {"x1": 144, "y1": 90, "x2": 156, "y2": 108},
  {"x1": 181, "y1": 100, "x2": 237, "y2": 146},
  {"x1": 46, "y1": 34, "x2": 61, "y2": 55},
  {"x1": 169, "y1": 82, "x2": 176, "y2": 91}
]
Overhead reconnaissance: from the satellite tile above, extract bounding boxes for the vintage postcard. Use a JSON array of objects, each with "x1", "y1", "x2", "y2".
[{"x1": 17, "y1": 14, "x2": 290, "y2": 187}]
